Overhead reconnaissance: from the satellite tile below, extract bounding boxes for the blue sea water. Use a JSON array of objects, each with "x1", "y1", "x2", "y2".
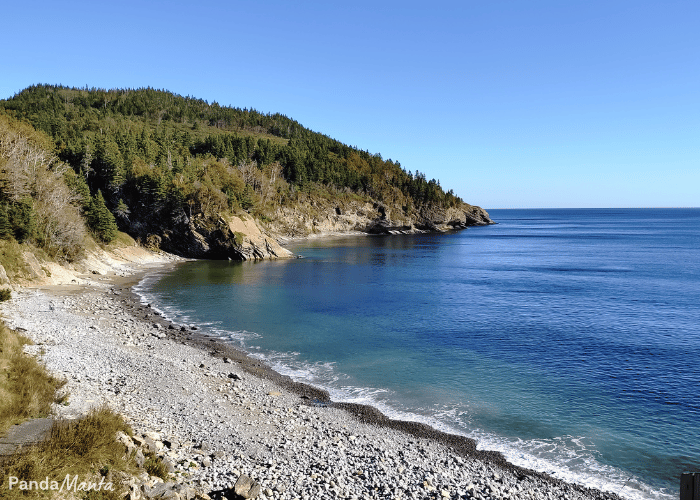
[{"x1": 136, "y1": 208, "x2": 700, "y2": 499}]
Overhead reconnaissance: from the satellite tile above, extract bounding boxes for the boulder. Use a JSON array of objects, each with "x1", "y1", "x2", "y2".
[{"x1": 233, "y1": 474, "x2": 261, "y2": 499}]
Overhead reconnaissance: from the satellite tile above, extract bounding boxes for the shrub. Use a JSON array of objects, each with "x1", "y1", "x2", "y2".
[
  {"x1": 0, "y1": 288, "x2": 10, "y2": 301},
  {"x1": 144, "y1": 453, "x2": 169, "y2": 480}
]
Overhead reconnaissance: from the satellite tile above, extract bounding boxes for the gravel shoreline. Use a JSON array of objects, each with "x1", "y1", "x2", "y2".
[{"x1": 1, "y1": 262, "x2": 624, "y2": 500}]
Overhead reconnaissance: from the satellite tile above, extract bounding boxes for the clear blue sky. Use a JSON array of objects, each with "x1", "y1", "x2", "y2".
[{"x1": 2, "y1": 1, "x2": 698, "y2": 208}]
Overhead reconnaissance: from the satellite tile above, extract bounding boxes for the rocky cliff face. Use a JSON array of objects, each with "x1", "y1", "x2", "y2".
[
  {"x1": 152, "y1": 213, "x2": 293, "y2": 261},
  {"x1": 135, "y1": 199, "x2": 492, "y2": 261},
  {"x1": 267, "y1": 198, "x2": 493, "y2": 238}
]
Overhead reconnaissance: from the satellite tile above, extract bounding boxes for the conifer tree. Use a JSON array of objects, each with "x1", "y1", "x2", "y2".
[
  {"x1": 0, "y1": 204, "x2": 9, "y2": 239},
  {"x1": 87, "y1": 190, "x2": 118, "y2": 243},
  {"x1": 8, "y1": 199, "x2": 36, "y2": 243}
]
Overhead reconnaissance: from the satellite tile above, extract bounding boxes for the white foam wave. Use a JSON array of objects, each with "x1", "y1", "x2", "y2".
[
  {"x1": 239, "y1": 346, "x2": 674, "y2": 500},
  {"x1": 134, "y1": 274, "x2": 672, "y2": 500},
  {"x1": 470, "y1": 432, "x2": 673, "y2": 500}
]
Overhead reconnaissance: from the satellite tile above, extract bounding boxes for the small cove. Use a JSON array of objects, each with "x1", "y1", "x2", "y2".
[{"x1": 137, "y1": 208, "x2": 700, "y2": 500}]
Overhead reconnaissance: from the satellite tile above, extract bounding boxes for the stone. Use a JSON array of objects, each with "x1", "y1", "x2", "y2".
[
  {"x1": 228, "y1": 373, "x2": 242, "y2": 380},
  {"x1": 143, "y1": 482, "x2": 176, "y2": 499},
  {"x1": 173, "y1": 485, "x2": 197, "y2": 500},
  {"x1": 116, "y1": 430, "x2": 137, "y2": 455},
  {"x1": 135, "y1": 448, "x2": 146, "y2": 468},
  {"x1": 161, "y1": 456, "x2": 176, "y2": 473},
  {"x1": 197, "y1": 441, "x2": 212, "y2": 453},
  {"x1": 143, "y1": 436, "x2": 160, "y2": 453},
  {"x1": 126, "y1": 484, "x2": 143, "y2": 500},
  {"x1": 234, "y1": 474, "x2": 261, "y2": 499}
]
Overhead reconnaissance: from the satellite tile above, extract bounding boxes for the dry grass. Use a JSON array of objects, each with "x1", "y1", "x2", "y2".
[
  {"x1": 0, "y1": 323, "x2": 66, "y2": 436},
  {"x1": 1, "y1": 407, "x2": 134, "y2": 499},
  {"x1": 143, "y1": 452, "x2": 169, "y2": 481},
  {"x1": 0, "y1": 322, "x2": 166, "y2": 499},
  {"x1": 0, "y1": 314, "x2": 179, "y2": 499},
  {"x1": 0, "y1": 240, "x2": 31, "y2": 282}
]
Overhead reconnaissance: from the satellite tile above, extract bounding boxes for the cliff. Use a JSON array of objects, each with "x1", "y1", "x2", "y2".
[
  {"x1": 155, "y1": 213, "x2": 293, "y2": 260},
  {"x1": 128, "y1": 198, "x2": 492, "y2": 261},
  {"x1": 267, "y1": 197, "x2": 492, "y2": 238}
]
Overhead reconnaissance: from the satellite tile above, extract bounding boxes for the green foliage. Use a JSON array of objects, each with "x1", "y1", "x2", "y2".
[
  {"x1": 86, "y1": 190, "x2": 118, "y2": 243},
  {"x1": 0, "y1": 289, "x2": 10, "y2": 301},
  {"x1": 0, "y1": 203, "x2": 9, "y2": 239},
  {"x1": 0, "y1": 84, "x2": 471, "y2": 246},
  {"x1": 0, "y1": 112, "x2": 88, "y2": 260},
  {"x1": 64, "y1": 167, "x2": 92, "y2": 207},
  {"x1": 6, "y1": 199, "x2": 37, "y2": 243},
  {"x1": 114, "y1": 198, "x2": 130, "y2": 222},
  {"x1": 233, "y1": 231, "x2": 245, "y2": 246}
]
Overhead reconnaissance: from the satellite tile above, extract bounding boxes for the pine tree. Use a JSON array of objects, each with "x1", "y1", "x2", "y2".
[
  {"x1": 0, "y1": 204, "x2": 10, "y2": 239},
  {"x1": 87, "y1": 190, "x2": 118, "y2": 243},
  {"x1": 8, "y1": 199, "x2": 36, "y2": 243}
]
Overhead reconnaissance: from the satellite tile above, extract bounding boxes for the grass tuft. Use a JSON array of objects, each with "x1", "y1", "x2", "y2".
[
  {"x1": 1, "y1": 407, "x2": 134, "y2": 499},
  {"x1": 143, "y1": 452, "x2": 169, "y2": 480},
  {"x1": 0, "y1": 323, "x2": 65, "y2": 436}
]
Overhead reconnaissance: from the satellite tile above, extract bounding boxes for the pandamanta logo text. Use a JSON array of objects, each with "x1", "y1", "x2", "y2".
[{"x1": 7, "y1": 475, "x2": 114, "y2": 492}]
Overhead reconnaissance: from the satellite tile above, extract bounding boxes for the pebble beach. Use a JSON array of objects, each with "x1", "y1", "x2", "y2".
[{"x1": 0, "y1": 262, "x2": 625, "y2": 500}]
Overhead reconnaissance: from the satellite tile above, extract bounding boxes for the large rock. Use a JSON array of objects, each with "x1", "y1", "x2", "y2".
[
  {"x1": 418, "y1": 204, "x2": 493, "y2": 229},
  {"x1": 233, "y1": 474, "x2": 261, "y2": 499},
  {"x1": 152, "y1": 212, "x2": 293, "y2": 261}
]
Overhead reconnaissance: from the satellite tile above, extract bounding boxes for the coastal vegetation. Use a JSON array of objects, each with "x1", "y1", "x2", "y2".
[
  {"x1": 1, "y1": 407, "x2": 134, "y2": 500},
  {"x1": 0, "y1": 84, "x2": 486, "y2": 262},
  {"x1": 0, "y1": 322, "x2": 175, "y2": 500},
  {"x1": 0, "y1": 323, "x2": 65, "y2": 435}
]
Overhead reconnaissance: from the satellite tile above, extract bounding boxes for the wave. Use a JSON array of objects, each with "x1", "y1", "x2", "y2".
[{"x1": 134, "y1": 274, "x2": 674, "y2": 500}]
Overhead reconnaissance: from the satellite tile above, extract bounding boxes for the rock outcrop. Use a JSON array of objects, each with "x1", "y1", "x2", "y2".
[
  {"x1": 151, "y1": 213, "x2": 294, "y2": 261},
  {"x1": 127, "y1": 198, "x2": 491, "y2": 261},
  {"x1": 267, "y1": 198, "x2": 493, "y2": 238}
]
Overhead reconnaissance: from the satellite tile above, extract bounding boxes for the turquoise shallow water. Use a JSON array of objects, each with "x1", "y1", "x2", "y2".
[{"x1": 136, "y1": 208, "x2": 700, "y2": 500}]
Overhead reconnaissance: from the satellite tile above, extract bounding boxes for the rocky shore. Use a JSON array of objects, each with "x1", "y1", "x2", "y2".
[{"x1": 0, "y1": 263, "x2": 623, "y2": 500}]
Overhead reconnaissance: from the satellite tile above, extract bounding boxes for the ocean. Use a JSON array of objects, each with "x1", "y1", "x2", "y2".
[{"x1": 135, "y1": 208, "x2": 700, "y2": 499}]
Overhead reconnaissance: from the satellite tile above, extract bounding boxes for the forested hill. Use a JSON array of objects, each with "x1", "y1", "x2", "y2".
[{"x1": 0, "y1": 84, "x2": 492, "y2": 260}]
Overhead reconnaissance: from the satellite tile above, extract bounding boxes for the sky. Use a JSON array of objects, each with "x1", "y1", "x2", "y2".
[{"x1": 2, "y1": 1, "x2": 698, "y2": 208}]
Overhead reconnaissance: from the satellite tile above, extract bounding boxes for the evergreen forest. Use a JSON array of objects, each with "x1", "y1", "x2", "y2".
[{"x1": 0, "y1": 84, "x2": 472, "y2": 255}]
